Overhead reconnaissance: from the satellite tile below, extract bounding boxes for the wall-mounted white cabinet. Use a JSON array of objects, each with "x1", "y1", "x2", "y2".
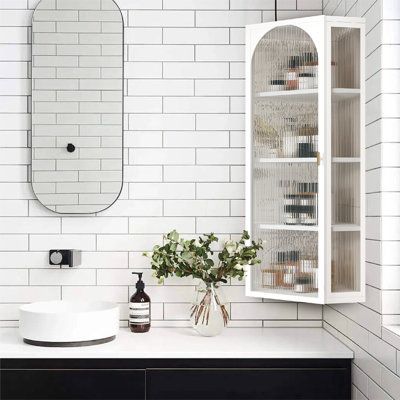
[{"x1": 245, "y1": 16, "x2": 365, "y2": 304}]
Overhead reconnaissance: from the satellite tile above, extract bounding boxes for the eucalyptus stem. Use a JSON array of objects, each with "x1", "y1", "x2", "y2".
[{"x1": 190, "y1": 287, "x2": 229, "y2": 327}]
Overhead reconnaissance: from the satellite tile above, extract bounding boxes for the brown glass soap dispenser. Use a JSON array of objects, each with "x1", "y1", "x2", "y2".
[{"x1": 129, "y1": 272, "x2": 151, "y2": 333}]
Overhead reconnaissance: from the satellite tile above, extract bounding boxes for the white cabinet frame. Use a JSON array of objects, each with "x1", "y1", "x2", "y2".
[{"x1": 245, "y1": 16, "x2": 365, "y2": 304}]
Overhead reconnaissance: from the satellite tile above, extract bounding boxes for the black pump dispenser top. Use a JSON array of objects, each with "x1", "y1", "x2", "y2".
[{"x1": 132, "y1": 272, "x2": 145, "y2": 291}]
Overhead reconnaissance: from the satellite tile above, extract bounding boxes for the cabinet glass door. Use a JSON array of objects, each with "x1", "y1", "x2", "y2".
[
  {"x1": 250, "y1": 25, "x2": 321, "y2": 301},
  {"x1": 330, "y1": 26, "x2": 363, "y2": 297}
]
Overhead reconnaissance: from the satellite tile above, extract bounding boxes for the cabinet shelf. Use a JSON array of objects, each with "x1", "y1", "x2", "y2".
[
  {"x1": 332, "y1": 88, "x2": 360, "y2": 101},
  {"x1": 259, "y1": 224, "x2": 318, "y2": 232},
  {"x1": 332, "y1": 157, "x2": 360, "y2": 163},
  {"x1": 250, "y1": 287, "x2": 320, "y2": 302},
  {"x1": 247, "y1": 16, "x2": 365, "y2": 305},
  {"x1": 257, "y1": 157, "x2": 358, "y2": 164},
  {"x1": 255, "y1": 89, "x2": 318, "y2": 101},
  {"x1": 258, "y1": 224, "x2": 360, "y2": 232},
  {"x1": 257, "y1": 157, "x2": 317, "y2": 163},
  {"x1": 255, "y1": 88, "x2": 359, "y2": 102},
  {"x1": 332, "y1": 224, "x2": 360, "y2": 232}
]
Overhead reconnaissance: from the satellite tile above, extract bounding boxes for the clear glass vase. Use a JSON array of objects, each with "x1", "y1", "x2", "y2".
[{"x1": 190, "y1": 281, "x2": 229, "y2": 337}]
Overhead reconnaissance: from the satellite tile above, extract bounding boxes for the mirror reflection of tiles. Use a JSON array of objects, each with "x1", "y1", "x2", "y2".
[{"x1": 31, "y1": 0, "x2": 124, "y2": 214}]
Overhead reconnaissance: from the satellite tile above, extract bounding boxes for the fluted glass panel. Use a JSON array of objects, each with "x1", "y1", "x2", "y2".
[
  {"x1": 331, "y1": 27, "x2": 360, "y2": 89},
  {"x1": 252, "y1": 228, "x2": 318, "y2": 296},
  {"x1": 332, "y1": 231, "x2": 360, "y2": 292},
  {"x1": 254, "y1": 163, "x2": 318, "y2": 226},
  {"x1": 251, "y1": 25, "x2": 319, "y2": 297},
  {"x1": 253, "y1": 26, "x2": 318, "y2": 93},
  {"x1": 332, "y1": 97, "x2": 360, "y2": 157},
  {"x1": 253, "y1": 100, "x2": 318, "y2": 159},
  {"x1": 332, "y1": 163, "x2": 360, "y2": 225},
  {"x1": 330, "y1": 26, "x2": 361, "y2": 294}
]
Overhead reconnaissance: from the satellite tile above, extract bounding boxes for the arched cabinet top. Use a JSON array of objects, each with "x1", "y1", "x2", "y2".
[
  {"x1": 246, "y1": 16, "x2": 328, "y2": 64},
  {"x1": 251, "y1": 25, "x2": 318, "y2": 95},
  {"x1": 33, "y1": 0, "x2": 123, "y2": 20}
]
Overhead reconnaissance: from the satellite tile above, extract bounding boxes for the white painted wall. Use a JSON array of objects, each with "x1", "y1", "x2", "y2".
[
  {"x1": 323, "y1": 0, "x2": 400, "y2": 399},
  {"x1": 0, "y1": 0, "x2": 323, "y2": 328}
]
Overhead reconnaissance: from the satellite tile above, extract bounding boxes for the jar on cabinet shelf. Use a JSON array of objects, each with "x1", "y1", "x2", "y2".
[
  {"x1": 302, "y1": 51, "x2": 318, "y2": 76},
  {"x1": 298, "y1": 73, "x2": 317, "y2": 89},
  {"x1": 285, "y1": 56, "x2": 300, "y2": 90}
]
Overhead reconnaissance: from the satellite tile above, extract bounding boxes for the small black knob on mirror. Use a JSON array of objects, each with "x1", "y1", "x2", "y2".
[{"x1": 67, "y1": 143, "x2": 75, "y2": 153}]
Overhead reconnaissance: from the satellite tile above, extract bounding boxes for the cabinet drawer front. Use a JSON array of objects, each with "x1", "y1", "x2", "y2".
[
  {"x1": 1, "y1": 369, "x2": 145, "y2": 400},
  {"x1": 146, "y1": 368, "x2": 350, "y2": 400}
]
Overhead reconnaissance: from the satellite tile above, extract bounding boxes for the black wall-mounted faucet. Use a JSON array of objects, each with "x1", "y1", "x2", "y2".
[{"x1": 49, "y1": 250, "x2": 81, "y2": 268}]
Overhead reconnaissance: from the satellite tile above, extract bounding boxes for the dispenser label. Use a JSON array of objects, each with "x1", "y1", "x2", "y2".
[{"x1": 129, "y1": 302, "x2": 150, "y2": 324}]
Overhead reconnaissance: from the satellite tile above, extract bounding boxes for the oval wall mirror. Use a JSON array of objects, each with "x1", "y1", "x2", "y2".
[{"x1": 31, "y1": 0, "x2": 124, "y2": 214}]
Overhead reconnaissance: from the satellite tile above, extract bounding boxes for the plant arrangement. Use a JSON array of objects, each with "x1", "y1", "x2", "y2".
[{"x1": 144, "y1": 230, "x2": 262, "y2": 331}]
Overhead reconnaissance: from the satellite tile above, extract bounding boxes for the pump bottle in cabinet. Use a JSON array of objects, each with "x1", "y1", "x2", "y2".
[{"x1": 129, "y1": 272, "x2": 151, "y2": 333}]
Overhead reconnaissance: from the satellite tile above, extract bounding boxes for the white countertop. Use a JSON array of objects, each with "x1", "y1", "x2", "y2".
[{"x1": 0, "y1": 327, "x2": 353, "y2": 359}]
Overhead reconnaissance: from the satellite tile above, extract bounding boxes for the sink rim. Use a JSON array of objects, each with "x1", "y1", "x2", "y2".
[
  {"x1": 19, "y1": 300, "x2": 120, "y2": 346},
  {"x1": 20, "y1": 300, "x2": 118, "y2": 315}
]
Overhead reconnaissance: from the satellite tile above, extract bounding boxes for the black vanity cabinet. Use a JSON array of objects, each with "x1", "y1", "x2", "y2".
[
  {"x1": 0, "y1": 359, "x2": 351, "y2": 400},
  {"x1": 1, "y1": 368, "x2": 145, "y2": 399}
]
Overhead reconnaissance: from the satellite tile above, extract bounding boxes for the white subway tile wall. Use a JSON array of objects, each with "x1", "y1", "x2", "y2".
[
  {"x1": 323, "y1": 1, "x2": 400, "y2": 399},
  {"x1": 0, "y1": 0, "x2": 323, "y2": 328}
]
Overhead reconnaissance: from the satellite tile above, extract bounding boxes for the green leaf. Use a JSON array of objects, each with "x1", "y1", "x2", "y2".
[
  {"x1": 167, "y1": 230, "x2": 179, "y2": 242},
  {"x1": 181, "y1": 251, "x2": 192, "y2": 261},
  {"x1": 205, "y1": 259, "x2": 214, "y2": 267}
]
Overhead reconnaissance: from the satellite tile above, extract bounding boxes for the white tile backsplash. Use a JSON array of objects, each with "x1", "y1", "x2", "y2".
[
  {"x1": 163, "y1": 165, "x2": 229, "y2": 182},
  {"x1": 29, "y1": 268, "x2": 96, "y2": 286},
  {"x1": 163, "y1": 61, "x2": 229, "y2": 78},
  {"x1": 196, "y1": 10, "x2": 262, "y2": 27},
  {"x1": 0, "y1": 286, "x2": 60, "y2": 302},
  {"x1": 231, "y1": 302, "x2": 297, "y2": 320},
  {"x1": 0, "y1": 269, "x2": 28, "y2": 285},
  {"x1": 0, "y1": 1, "x2": 326, "y2": 331}
]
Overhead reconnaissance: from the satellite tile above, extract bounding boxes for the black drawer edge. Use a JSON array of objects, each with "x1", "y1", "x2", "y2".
[{"x1": 1, "y1": 358, "x2": 351, "y2": 370}]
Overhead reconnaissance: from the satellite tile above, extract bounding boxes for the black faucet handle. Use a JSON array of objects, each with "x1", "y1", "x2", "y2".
[{"x1": 67, "y1": 143, "x2": 76, "y2": 153}]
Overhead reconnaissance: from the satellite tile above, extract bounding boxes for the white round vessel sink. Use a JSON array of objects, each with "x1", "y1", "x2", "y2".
[{"x1": 19, "y1": 301, "x2": 119, "y2": 347}]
